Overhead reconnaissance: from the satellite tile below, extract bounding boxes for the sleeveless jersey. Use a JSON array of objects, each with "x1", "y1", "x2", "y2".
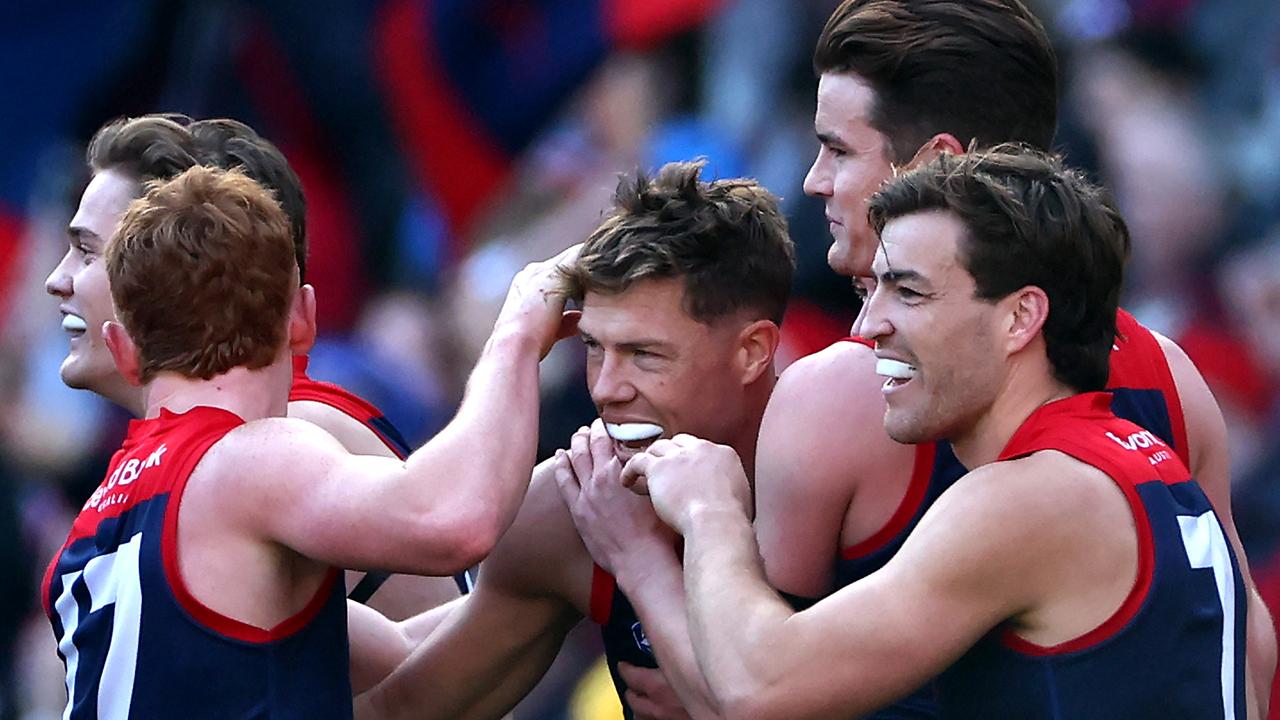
[
  {"x1": 41, "y1": 406, "x2": 351, "y2": 719},
  {"x1": 290, "y1": 356, "x2": 473, "y2": 596},
  {"x1": 937, "y1": 392, "x2": 1247, "y2": 719},
  {"x1": 834, "y1": 309, "x2": 1192, "y2": 718},
  {"x1": 589, "y1": 565, "x2": 657, "y2": 719}
]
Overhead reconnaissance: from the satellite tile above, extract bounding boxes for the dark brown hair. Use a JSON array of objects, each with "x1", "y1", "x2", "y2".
[
  {"x1": 107, "y1": 166, "x2": 297, "y2": 383},
  {"x1": 559, "y1": 160, "x2": 795, "y2": 325},
  {"x1": 87, "y1": 114, "x2": 309, "y2": 281},
  {"x1": 814, "y1": 0, "x2": 1058, "y2": 162},
  {"x1": 868, "y1": 145, "x2": 1130, "y2": 392}
]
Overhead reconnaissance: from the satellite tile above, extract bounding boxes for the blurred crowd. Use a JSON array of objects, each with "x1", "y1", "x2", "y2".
[{"x1": 2, "y1": 0, "x2": 1279, "y2": 718}]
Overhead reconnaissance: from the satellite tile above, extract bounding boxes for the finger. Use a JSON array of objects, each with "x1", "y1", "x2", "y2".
[
  {"x1": 620, "y1": 453, "x2": 652, "y2": 491},
  {"x1": 552, "y1": 242, "x2": 584, "y2": 267},
  {"x1": 624, "y1": 690, "x2": 665, "y2": 720},
  {"x1": 568, "y1": 426, "x2": 593, "y2": 482},
  {"x1": 643, "y1": 439, "x2": 676, "y2": 457},
  {"x1": 551, "y1": 450, "x2": 580, "y2": 506},
  {"x1": 588, "y1": 419, "x2": 616, "y2": 484},
  {"x1": 669, "y1": 433, "x2": 702, "y2": 448},
  {"x1": 617, "y1": 662, "x2": 658, "y2": 693}
]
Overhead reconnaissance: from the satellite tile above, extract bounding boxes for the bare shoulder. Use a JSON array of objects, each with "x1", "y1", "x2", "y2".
[
  {"x1": 480, "y1": 459, "x2": 592, "y2": 611},
  {"x1": 764, "y1": 342, "x2": 897, "y2": 460},
  {"x1": 193, "y1": 416, "x2": 352, "y2": 496},
  {"x1": 288, "y1": 399, "x2": 398, "y2": 458}
]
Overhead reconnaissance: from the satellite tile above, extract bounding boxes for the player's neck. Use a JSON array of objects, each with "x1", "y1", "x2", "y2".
[
  {"x1": 140, "y1": 361, "x2": 291, "y2": 422},
  {"x1": 950, "y1": 362, "x2": 1073, "y2": 470},
  {"x1": 733, "y1": 370, "x2": 776, "y2": 481}
]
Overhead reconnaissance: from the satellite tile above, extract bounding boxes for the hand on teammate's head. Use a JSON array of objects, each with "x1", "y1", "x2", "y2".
[{"x1": 492, "y1": 243, "x2": 583, "y2": 358}]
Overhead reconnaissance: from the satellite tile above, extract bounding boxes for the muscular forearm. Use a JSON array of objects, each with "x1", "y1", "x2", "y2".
[
  {"x1": 683, "y1": 508, "x2": 797, "y2": 720},
  {"x1": 401, "y1": 330, "x2": 542, "y2": 565},
  {"x1": 614, "y1": 545, "x2": 722, "y2": 719}
]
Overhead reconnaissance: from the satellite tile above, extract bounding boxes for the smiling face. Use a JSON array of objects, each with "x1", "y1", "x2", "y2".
[
  {"x1": 863, "y1": 210, "x2": 1009, "y2": 445},
  {"x1": 45, "y1": 169, "x2": 141, "y2": 406},
  {"x1": 578, "y1": 278, "x2": 752, "y2": 462},
  {"x1": 803, "y1": 73, "x2": 899, "y2": 279}
]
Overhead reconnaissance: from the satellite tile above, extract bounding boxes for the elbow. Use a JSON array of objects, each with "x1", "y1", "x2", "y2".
[{"x1": 413, "y1": 505, "x2": 504, "y2": 573}]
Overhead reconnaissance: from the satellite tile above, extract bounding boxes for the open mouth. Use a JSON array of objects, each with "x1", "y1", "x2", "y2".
[
  {"x1": 875, "y1": 358, "x2": 917, "y2": 391},
  {"x1": 61, "y1": 313, "x2": 87, "y2": 337},
  {"x1": 605, "y1": 422, "x2": 665, "y2": 452}
]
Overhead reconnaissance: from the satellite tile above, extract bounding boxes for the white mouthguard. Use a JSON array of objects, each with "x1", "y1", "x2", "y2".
[
  {"x1": 875, "y1": 358, "x2": 917, "y2": 380},
  {"x1": 605, "y1": 422, "x2": 665, "y2": 442},
  {"x1": 62, "y1": 315, "x2": 88, "y2": 332}
]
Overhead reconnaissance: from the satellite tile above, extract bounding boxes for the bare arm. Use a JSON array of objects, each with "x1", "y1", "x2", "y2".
[
  {"x1": 630, "y1": 439, "x2": 1134, "y2": 720},
  {"x1": 216, "y1": 247, "x2": 581, "y2": 575},
  {"x1": 356, "y1": 464, "x2": 591, "y2": 719},
  {"x1": 290, "y1": 399, "x2": 463, "y2": 619},
  {"x1": 1156, "y1": 332, "x2": 1276, "y2": 717},
  {"x1": 754, "y1": 342, "x2": 915, "y2": 599}
]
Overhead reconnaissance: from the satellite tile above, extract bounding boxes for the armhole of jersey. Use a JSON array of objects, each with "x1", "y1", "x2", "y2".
[
  {"x1": 1115, "y1": 311, "x2": 1190, "y2": 468},
  {"x1": 840, "y1": 336, "x2": 875, "y2": 350},
  {"x1": 161, "y1": 431, "x2": 341, "y2": 643},
  {"x1": 1000, "y1": 443, "x2": 1156, "y2": 656},
  {"x1": 289, "y1": 385, "x2": 410, "y2": 459},
  {"x1": 589, "y1": 563, "x2": 615, "y2": 625},
  {"x1": 842, "y1": 443, "x2": 937, "y2": 560}
]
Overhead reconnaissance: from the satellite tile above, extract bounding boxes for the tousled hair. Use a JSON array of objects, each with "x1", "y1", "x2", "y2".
[
  {"x1": 868, "y1": 145, "x2": 1130, "y2": 391},
  {"x1": 559, "y1": 160, "x2": 795, "y2": 326}
]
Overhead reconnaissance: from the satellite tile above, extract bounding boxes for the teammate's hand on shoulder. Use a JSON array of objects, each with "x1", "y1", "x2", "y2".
[
  {"x1": 621, "y1": 435, "x2": 750, "y2": 535},
  {"x1": 553, "y1": 420, "x2": 675, "y2": 575},
  {"x1": 492, "y1": 242, "x2": 583, "y2": 358}
]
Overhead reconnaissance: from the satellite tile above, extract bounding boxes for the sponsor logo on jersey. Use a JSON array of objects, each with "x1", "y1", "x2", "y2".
[
  {"x1": 86, "y1": 444, "x2": 168, "y2": 511},
  {"x1": 1105, "y1": 429, "x2": 1167, "y2": 452},
  {"x1": 631, "y1": 621, "x2": 652, "y2": 655}
]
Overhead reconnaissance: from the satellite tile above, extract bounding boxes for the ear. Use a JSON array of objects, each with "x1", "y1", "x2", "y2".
[
  {"x1": 558, "y1": 309, "x2": 582, "y2": 342},
  {"x1": 736, "y1": 319, "x2": 781, "y2": 385},
  {"x1": 103, "y1": 321, "x2": 143, "y2": 386},
  {"x1": 1001, "y1": 286, "x2": 1050, "y2": 356},
  {"x1": 288, "y1": 284, "x2": 318, "y2": 355},
  {"x1": 903, "y1": 133, "x2": 966, "y2": 170}
]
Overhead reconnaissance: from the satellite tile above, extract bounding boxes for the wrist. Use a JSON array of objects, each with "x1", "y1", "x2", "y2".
[
  {"x1": 611, "y1": 537, "x2": 679, "y2": 589},
  {"x1": 483, "y1": 325, "x2": 541, "y2": 359},
  {"x1": 682, "y1": 502, "x2": 751, "y2": 540}
]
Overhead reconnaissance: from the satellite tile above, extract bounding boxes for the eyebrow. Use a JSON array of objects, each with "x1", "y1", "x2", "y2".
[
  {"x1": 67, "y1": 226, "x2": 101, "y2": 243},
  {"x1": 877, "y1": 268, "x2": 931, "y2": 287},
  {"x1": 578, "y1": 330, "x2": 673, "y2": 352},
  {"x1": 815, "y1": 131, "x2": 846, "y2": 148}
]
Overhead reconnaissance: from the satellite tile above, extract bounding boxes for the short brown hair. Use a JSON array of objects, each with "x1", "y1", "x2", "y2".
[
  {"x1": 107, "y1": 166, "x2": 298, "y2": 383},
  {"x1": 88, "y1": 114, "x2": 309, "y2": 282},
  {"x1": 814, "y1": 0, "x2": 1058, "y2": 162},
  {"x1": 868, "y1": 144, "x2": 1130, "y2": 392},
  {"x1": 559, "y1": 161, "x2": 795, "y2": 325}
]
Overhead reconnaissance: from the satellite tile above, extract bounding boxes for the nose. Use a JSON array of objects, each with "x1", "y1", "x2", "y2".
[
  {"x1": 46, "y1": 250, "x2": 74, "y2": 298},
  {"x1": 803, "y1": 149, "x2": 832, "y2": 198},
  {"x1": 589, "y1": 352, "x2": 636, "y2": 407},
  {"x1": 859, "y1": 282, "x2": 894, "y2": 345}
]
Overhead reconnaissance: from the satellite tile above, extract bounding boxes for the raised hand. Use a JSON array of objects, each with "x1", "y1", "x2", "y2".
[{"x1": 620, "y1": 435, "x2": 751, "y2": 536}]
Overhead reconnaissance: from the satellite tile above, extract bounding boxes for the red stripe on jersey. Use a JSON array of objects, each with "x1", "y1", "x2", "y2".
[
  {"x1": 1111, "y1": 309, "x2": 1189, "y2": 467},
  {"x1": 840, "y1": 335, "x2": 875, "y2": 350},
  {"x1": 160, "y1": 419, "x2": 341, "y2": 643},
  {"x1": 589, "y1": 564, "x2": 616, "y2": 625},
  {"x1": 289, "y1": 355, "x2": 406, "y2": 459},
  {"x1": 843, "y1": 443, "x2": 937, "y2": 560},
  {"x1": 997, "y1": 394, "x2": 1164, "y2": 655}
]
